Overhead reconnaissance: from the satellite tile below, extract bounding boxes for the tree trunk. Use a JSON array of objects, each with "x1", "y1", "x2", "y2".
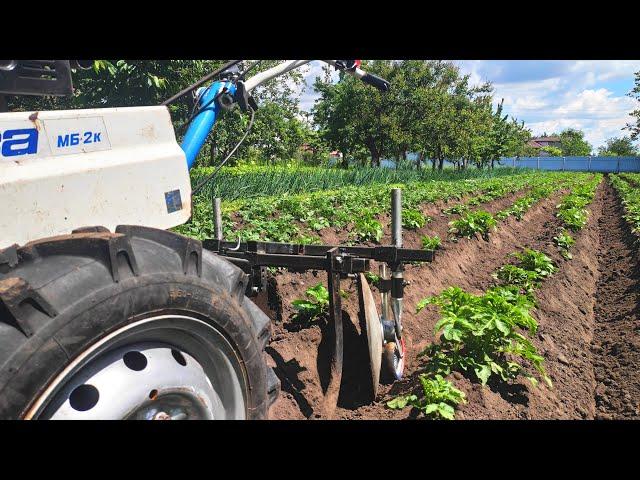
[
  {"x1": 438, "y1": 157, "x2": 444, "y2": 171},
  {"x1": 417, "y1": 152, "x2": 423, "y2": 170},
  {"x1": 366, "y1": 137, "x2": 381, "y2": 167}
]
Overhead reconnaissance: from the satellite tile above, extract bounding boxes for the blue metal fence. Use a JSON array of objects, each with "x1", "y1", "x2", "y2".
[{"x1": 501, "y1": 156, "x2": 640, "y2": 173}]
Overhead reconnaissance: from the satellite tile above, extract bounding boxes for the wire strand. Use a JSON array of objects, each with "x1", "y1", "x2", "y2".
[{"x1": 191, "y1": 107, "x2": 257, "y2": 197}]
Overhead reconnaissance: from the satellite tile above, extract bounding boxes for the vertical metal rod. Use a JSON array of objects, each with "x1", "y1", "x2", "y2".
[
  {"x1": 537, "y1": 157, "x2": 540, "y2": 170},
  {"x1": 563, "y1": 156, "x2": 566, "y2": 171},
  {"x1": 390, "y1": 188, "x2": 404, "y2": 340},
  {"x1": 588, "y1": 156, "x2": 592, "y2": 172},
  {"x1": 391, "y1": 188, "x2": 402, "y2": 248},
  {"x1": 213, "y1": 197, "x2": 223, "y2": 239}
]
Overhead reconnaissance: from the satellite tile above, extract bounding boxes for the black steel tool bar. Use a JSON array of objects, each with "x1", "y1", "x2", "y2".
[{"x1": 203, "y1": 239, "x2": 434, "y2": 264}]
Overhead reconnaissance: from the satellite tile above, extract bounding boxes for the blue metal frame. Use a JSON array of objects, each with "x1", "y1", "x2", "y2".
[{"x1": 180, "y1": 80, "x2": 237, "y2": 170}]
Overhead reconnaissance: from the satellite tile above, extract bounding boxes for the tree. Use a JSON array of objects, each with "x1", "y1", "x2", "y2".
[
  {"x1": 557, "y1": 128, "x2": 592, "y2": 156},
  {"x1": 626, "y1": 71, "x2": 640, "y2": 141},
  {"x1": 541, "y1": 146, "x2": 563, "y2": 157},
  {"x1": 597, "y1": 136, "x2": 639, "y2": 156},
  {"x1": 470, "y1": 99, "x2": 532, "y2": 169},
  {"x1": 313, "y1": 60, "x2": 397, "y2": 168}
]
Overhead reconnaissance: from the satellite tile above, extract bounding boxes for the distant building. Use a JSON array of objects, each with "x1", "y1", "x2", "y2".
[{"x1": 528, "y1": 136, "x2": 562, "y2": 156}]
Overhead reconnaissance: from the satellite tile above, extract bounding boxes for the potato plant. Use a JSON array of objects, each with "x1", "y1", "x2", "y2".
[
  {"x1": 611, "y1": 174, "x2": 640, "y2": 236},
  {"x1": 448, "y1": 211, "x2": 497, "y2": 240},
  {"x1": 387, "y1": 374, "x2": 466, "y2": 420},
  {"x1": 421, "y1": 235, "x2": 442, "y2": 251},
  {"x1": 291, "y1": 283, "x2": 329, "y2": 321},
  {"x1": 553, "y1": 229, "x2": 576, "y2": 259},
  {"x1": 417, "y1": 286, "x2": 551, "y2": 388}
]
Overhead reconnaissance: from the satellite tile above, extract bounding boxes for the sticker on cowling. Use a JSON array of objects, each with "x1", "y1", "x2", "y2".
[
  {"x1": 44, "y1": 116, "x2": 111, "y2": 155},
  {"x1": 165, "y1": 189, "x2": 183, "y2": 213},
  {"x1": 0, "y1": 121, "x2": 49, "y2": 160}
]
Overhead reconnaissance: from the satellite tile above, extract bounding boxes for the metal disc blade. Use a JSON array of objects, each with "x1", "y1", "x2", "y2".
[{"x1": 359, "y1": 273, "x2": 382, "y2": 399}]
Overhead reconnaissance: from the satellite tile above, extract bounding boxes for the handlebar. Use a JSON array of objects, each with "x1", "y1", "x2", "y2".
[
  {"x1": 360, "y1": 72, "x2": 390, "y2": 92},
  {"x1": 180, "y1": 60, "x2": 390, "y2": 170}
]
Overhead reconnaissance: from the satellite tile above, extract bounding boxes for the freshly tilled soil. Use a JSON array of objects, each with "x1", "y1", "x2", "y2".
[{"x1": 591, "y1": 181, "x2": 640, "y2": 419}]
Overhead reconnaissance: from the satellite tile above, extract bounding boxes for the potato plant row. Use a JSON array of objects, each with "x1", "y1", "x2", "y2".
[
  {"x1": 611, "y1": 174, "x2": 640, "y2": 236},
  {"x1": 388, "y1": 174, "x2": 602, "y2": 419},
  {"x1": 178, "y1": 171, "x2": 585, "y2": 244}
]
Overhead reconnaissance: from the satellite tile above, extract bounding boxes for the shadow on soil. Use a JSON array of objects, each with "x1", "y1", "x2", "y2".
[
  {"x1": 266, "y1": 346, "x2": 314, "y2": 418},
  {"x1": 316, "y1": 308, "x2": 378, "y2": 411}
]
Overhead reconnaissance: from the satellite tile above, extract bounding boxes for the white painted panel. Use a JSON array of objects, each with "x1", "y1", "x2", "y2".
[{"x1": 0, "y1": 106, "x2": 191, "y2": 248}]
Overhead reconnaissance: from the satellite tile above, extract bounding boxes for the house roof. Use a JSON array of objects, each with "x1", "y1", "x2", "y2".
[{"x1": 531, "y1": 136, "x2": 561, "y2": 142}]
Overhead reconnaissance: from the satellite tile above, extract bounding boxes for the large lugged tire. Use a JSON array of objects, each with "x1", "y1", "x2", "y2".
[{"x1": 0, "y1": 225, "x2": 279, "y2": 419}]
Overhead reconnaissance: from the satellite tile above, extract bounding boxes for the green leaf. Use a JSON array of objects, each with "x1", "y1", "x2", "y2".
[
  {"x1": 438, "y1": 403, "x2": 456, "y2": 420},
  {"x1": 387, "y1": 394, "x2": 417, "y2": 410},
  {"x1": 475, "y1": 364, "x2": 492, "y2": 385}
]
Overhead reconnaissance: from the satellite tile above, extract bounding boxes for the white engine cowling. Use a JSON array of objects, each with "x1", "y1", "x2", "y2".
[{"x1": 0, "y1": 106, "x2": 191, "y2": 248}]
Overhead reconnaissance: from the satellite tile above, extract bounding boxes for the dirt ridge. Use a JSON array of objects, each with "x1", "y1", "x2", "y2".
[{"x1": 591, "y1": 180, "x2": 640, "y2": 419}]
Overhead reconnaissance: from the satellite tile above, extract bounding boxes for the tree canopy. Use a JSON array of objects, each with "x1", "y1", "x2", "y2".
[
  {"x1": 627, "y1": 71, "x2": 640, "y2": 141},
  {"x1": 312, "y1": 60, "x2": 531, "y2": 170},
  {"x1": 597, "y1": 136, "x2": 639, "y2": 156},
  {"x1": 557, "y1": 128, "x2": 593, "y2": 156}
]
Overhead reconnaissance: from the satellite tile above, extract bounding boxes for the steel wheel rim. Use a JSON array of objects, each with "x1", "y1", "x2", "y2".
[{"x1": 26, "y1": 314, "x2": 248, "y2": 420}]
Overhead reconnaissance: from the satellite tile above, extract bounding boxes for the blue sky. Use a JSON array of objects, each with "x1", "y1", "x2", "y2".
[{"x1": 297, "y1": 60, "x2": 640, "y2": 151}]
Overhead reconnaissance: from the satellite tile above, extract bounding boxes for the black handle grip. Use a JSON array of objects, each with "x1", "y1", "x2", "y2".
[{"x1": 361, "y1": 72, "x2": 390, "y2": 92}]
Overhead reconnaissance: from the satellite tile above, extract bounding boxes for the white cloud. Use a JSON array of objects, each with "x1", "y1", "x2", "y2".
[{"x1": 458, "y1": 60, "x2": 640, "y2": 149}]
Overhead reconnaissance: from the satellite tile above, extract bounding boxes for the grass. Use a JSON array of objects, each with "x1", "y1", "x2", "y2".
[{"x1": 190, "y1": 165, "x2": 534, "y2": 201}]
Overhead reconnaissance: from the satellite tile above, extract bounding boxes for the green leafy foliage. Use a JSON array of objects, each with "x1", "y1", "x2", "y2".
[
  {"x1": 611, "y1": 174, "x2": 640, "y2": 236},
  {"x1": 513, "y1": 249, "x2": 557, "y2": 279},
  {"x1": 416, "y1": 286, "x2": 551, "y2": 388},
  {"x1": 387, "y1": 374, "x2": 466, "y2": 420},
  {"x1": 351, "y1": 216, "x2": 384, "y2": 243},
  {"x1": 553, "y1": 229, "x2": 575, "y2": 259},
  {"x1": 421, "y1": 235, "x2": 442, "y2": 251},
  {"x1": 597, "y1": 136, "x2": 639, "y2": 156},
  {"x1": 448, "y1": 211, "x2": 497, "y2": 240},
  {"x1": 364, "y1": 271, "x2": 381, "y2": 286},
  {"x1": 442, "y1": 204, "x2": 470, "y2": 215},
  {"x1": 402, "y1": 209, "x2": 429, "y2": 230},
  {"x1": 291, "y1": 283, "x2": 329, "y2": 321},
  {"x1": 178, "y1": 171, "x2": 592, "y2": 247},
  {"x1": 555, "y1": 177, "x2": 601, "y2": 231},
  {"x1": 493, "y1": 265, "x2": 540, "y2": 296},
  {"x1": 496, "y1": 183, "x2": 557, "y2": 221},
  {"x1": 557, "y1": 207, "x2": 588, "y2": 231}
]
